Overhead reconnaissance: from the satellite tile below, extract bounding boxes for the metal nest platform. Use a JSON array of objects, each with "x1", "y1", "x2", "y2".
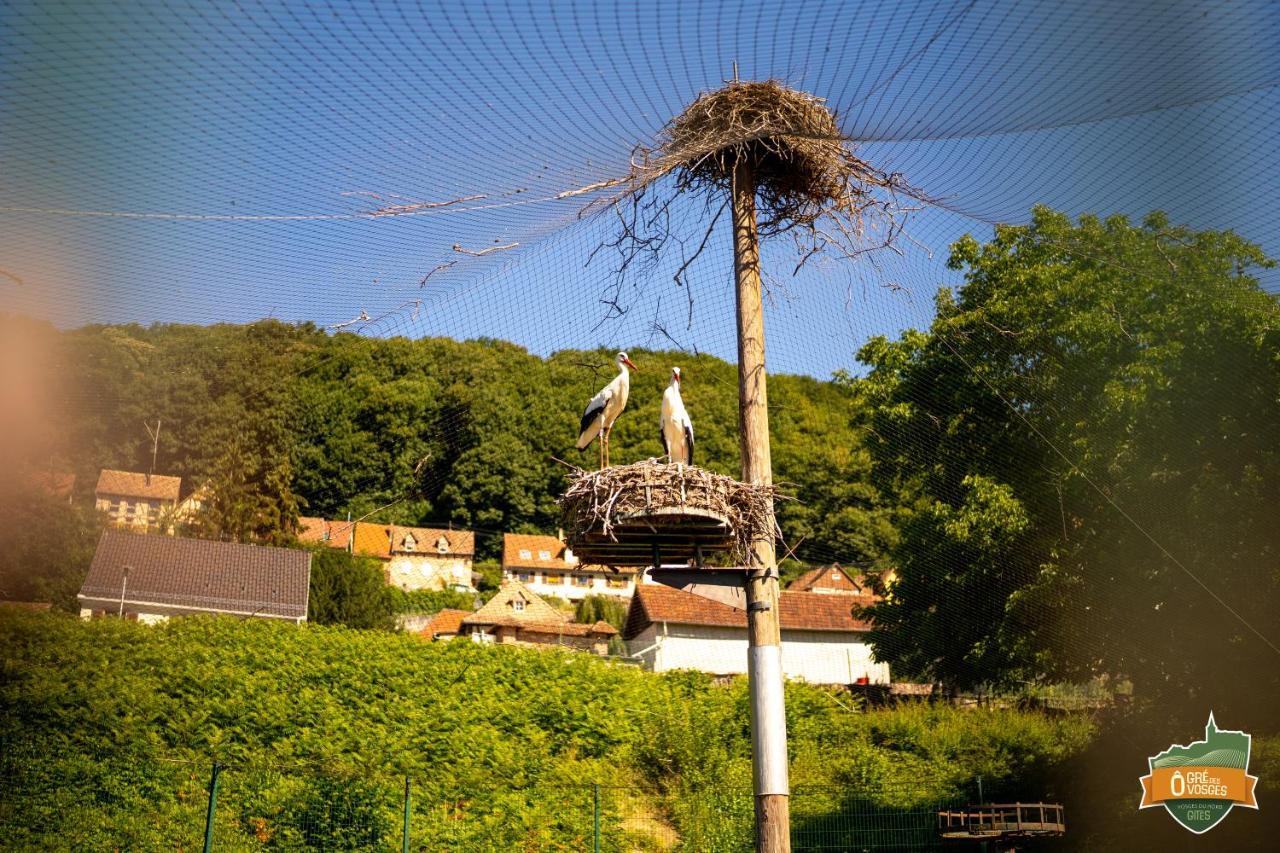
[
  {"x1": 937, "y1": 803, "x2": 1065, "y2": 842},
  {"x1": 558, "y1": 459, "x2": 780, "y2": 568}
]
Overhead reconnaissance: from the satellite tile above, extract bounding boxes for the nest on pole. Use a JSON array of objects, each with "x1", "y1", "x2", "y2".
[
  {"x1": 558, "y1": 460, "x2": 784, "y2": 567},
  {"x1": 581, "y1": 80, "x2": 928, "y2": 276}
]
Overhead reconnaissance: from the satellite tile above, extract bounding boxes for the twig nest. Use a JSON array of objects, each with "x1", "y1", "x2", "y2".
[
  {"x1": 637, "y1": 80, "x2": 915, "y2": 236},
  {"x1": 558, "y1": 460, "x2": 783, "y2": 567}
]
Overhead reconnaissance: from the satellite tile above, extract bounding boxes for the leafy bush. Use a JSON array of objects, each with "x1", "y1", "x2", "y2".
[{"x1": 0, "y1": 611, "x2": 1094, "y2": 849}]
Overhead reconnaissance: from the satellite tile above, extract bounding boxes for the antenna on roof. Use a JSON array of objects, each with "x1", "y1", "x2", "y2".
[{"x1": 144, "y1": 419, "x2": 161, "y2": 482}]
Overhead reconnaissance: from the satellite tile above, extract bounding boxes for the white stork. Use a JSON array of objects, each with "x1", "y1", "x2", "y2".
[
  {"x1": 576, "y1": 351, "x2": 637, "y2": 468},
  {"x1": 660, "y1": 366, "x2": 694, "y2": 466}
]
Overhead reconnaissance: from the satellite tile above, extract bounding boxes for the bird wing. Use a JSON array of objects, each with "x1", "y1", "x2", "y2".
[
  {"x1": 684, "y1": 423, "x2": 694, "y2": 466},
  {"x1": 576, "y1": 386, "x2": 612, "y2": 448},
  {"x1": 659, "y1": 425, "x2": 669, "y2": 458}
]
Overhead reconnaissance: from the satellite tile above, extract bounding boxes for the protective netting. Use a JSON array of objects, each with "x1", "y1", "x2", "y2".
[{"x1": 2, "y1": 3, "x2": 1279, "y2": 847}]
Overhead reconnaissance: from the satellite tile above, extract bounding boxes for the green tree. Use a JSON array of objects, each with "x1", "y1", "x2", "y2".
[
  {"x1": 856, "y1": 207, "x2": 1280, "y2": 716},
  {"x1": 306, "y1": 549, "x2": 396, "y2": 630},
  {"x1": 574, "y1": 594, "x2": 628, "y2": 631}
]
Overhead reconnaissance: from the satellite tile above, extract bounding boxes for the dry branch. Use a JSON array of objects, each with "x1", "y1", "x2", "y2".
[{"x1": 577, "y1": 80, "x2": 929, "y2": 327}]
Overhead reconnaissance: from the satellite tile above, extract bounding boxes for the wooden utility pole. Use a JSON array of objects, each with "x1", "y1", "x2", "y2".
[{"x1": 732, "y1": 156, "x2": 790, "y2": 852}]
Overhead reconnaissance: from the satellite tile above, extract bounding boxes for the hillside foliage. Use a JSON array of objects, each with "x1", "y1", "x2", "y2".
[{"x1": 0, "y1": 611, "x2": 1092, "y2": 850}]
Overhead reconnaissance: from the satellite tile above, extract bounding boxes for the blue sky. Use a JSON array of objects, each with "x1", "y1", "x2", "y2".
[{"x1": 2, "y1": 0, "x2": 1277, "y2": 379}]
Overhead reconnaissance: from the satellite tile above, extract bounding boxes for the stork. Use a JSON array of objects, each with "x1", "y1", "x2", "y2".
[
  {"x1": 576, "y1": 351, "x2": 637, "y2": 468},
  {"x1": 660, "y1": 366, "x2": 694, "y2": 466}
]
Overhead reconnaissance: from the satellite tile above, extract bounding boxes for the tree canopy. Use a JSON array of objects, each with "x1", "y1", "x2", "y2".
[
  {"x1": 8, "y1": 316, "x2": 887, "y2": 569},
  {"x1": 854, "y1": 207, "x2": 1280, "y2": 720}
]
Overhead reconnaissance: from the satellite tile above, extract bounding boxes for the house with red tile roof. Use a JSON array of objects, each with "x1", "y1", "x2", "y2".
[
  {"x1": 787, "y1": 564, "x2": 877, "y2": 597},
  {"x1": 622, "y1": 584, "x2": 889, "y2": 684},
  {"x1": 296, "y1": 518, "x2": 476, "y2": 592},
  {"x1": 501, "y1": 532, "x2": 641, "y2": 600},
  {"x1": 462, "y1": 579, "x2": 617, "y2": 655},
  {"x1": 417, "y1": 608, "x2": 471, "y2": 641},
  {"x1": 95, "y1": 469, "x2": 181, "y2": 531}
]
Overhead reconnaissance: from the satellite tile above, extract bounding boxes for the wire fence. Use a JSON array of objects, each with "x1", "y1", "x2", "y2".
[{"x1": 0, "y1": 747, "x2": 982, "y2": 851}]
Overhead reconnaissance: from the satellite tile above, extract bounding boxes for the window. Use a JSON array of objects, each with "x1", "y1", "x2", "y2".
[
  {"x1": 544, "y1": 573, "x2": 565, "y2": 585},
  {"x1": 519, "y1": 549, "x2": 532, "y2": 560},
  {"x1": 517, "y1": 571, "x2": 534, "y2": 583},
  {"x1": 512, "y1": 599, "x2": 526, "y2": 612},
  {"x1": 435, "y1": 536, "x2": 450, "y2": 554},
  {"x1": 573, "y1": 574, "x2": 592, "y2": 587},
  {"x1": 538, "y1": 550, "x2": 552, "y2": 561},
  {"x1": 607, "y1": 578, "x2": 628, "y2": 589},
  {"x1": 403, "y1": 534, "x2": 416, "y2": 552}
]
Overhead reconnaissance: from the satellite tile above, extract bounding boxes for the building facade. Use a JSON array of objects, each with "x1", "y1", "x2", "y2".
[
  {"x1": 623, "y1": 584, "x2": 890, "y2": 684},
  {"x1": 296, "y1": 518, "x2": 476, "y2": 592},
  {"x1": 501, "y1": 532, "x2": 638, "y2": 600},
  {"x1": 461, "y1": 579, "x2": 617, "y2": 654},
  {"x1": 94, "y1": 469, "x2": 181, "y2": 530}
]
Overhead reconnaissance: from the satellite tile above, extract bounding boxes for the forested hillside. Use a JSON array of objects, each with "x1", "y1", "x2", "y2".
[{"x1": 7, "y1": 316, "x2": 887, "y2": 566}]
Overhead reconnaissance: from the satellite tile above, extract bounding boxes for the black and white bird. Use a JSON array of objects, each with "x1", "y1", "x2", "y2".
[
  {"x1": 660, "y1": 366, "x2": 694, "y2": 466},
  {"x1": 576, "y1": 351, "x2": 637, "y2": 468}
]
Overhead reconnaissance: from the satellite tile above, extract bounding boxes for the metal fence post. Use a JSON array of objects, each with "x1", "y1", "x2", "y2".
[
  {"x1": 402, "y1": 776, "x2": 412, "y2": 853},
  {"x1": 592, "y1": 783, "x2": 601, "y2": 853},
  {"x1": 202, "y1": 762, "x2": 222, "y2": 853}
]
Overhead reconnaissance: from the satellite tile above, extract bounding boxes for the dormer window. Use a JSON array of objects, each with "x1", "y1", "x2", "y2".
[
  {"x1": 519, "y1": 549, "x2": 532, "y2": 560},
  {"x1": 512, "y1": 599, "x2": 526, "y2": 612},
  {"x1": 538, "y1": 550, "x2": 552, "y2": 561},
  {"x1": 435, "y1": 535, "x2": 450, "y2": 554},
  {"x1": 403, "y1": 534, "x2": 417, "y2": 552}
]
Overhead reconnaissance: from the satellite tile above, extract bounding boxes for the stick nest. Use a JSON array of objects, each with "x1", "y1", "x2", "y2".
[
  {"x1": 558, "y1": 460, "x2": 783, "y2": 566},
  {"x1": 598, "y1": 81, "x2": 925, "y2": 239}
]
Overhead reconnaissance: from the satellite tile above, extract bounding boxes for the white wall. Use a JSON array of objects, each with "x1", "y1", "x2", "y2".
[
  {"x1": 503, "y1": 569, "x2": 636, "y2": 601},
  {"x1": 388, "y1": 555, "x2": 474, "y2": 592},
  {"x1": 627, "y1": 623, "x2": 890, "y2": 684}
]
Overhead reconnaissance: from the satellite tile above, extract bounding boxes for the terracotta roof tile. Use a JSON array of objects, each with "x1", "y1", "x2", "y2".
[
  {"x1": 296, "y1": 516, "x2": 328, "y2": 544},
  {"x1": 419, "y1": 608, "x2": 470, "y2": 639},
  {"x1": 95, "y1": 469, "x2": 181, "y2": 502},
  {"x1": 463, "y1": 579, "x2": 568, "y2": 628},
  {"x1": 503, "y1": 533, "x2": 574, "y2": 570},
  {"x1": 624, "y1": 584, "x2": 874, "y2": 640},
  {"x1": 351, "y1": 522, "x2": 391, "y2": 559},
  {"x1": 389, "y1": 525, "x2": 475, "y2": 557}
]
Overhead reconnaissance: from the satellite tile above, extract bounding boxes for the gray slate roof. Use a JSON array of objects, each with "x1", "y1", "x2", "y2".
[{"x1": 79, "y1": 530, "x2": 311, "y2": 620}]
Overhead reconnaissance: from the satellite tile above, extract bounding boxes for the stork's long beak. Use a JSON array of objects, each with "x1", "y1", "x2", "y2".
[{"x1": 623, "y1": 357, "x2": 638, "y2": 370}]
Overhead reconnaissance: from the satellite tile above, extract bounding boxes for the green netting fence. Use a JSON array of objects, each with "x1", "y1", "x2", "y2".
[{"x1": 0, "y1": 745, "x2": 983, "y2": 851}]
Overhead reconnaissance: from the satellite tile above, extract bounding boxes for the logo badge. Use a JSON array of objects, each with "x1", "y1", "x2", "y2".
[{"x1": 1139, "y1": 713, "x2": 1259, "y2": 833}]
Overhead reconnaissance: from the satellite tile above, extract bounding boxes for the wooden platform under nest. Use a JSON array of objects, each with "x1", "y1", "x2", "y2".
[{"x1": 558, "y1": 460, "x2": 781, "y2": 568}]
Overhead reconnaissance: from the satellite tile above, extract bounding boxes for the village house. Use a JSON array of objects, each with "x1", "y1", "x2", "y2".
[
  {"x1": 417, "y1": 608, "x2": 471, "y2": 641},
  {"x1": 623, "y1": 584, "x2": 890, "y2": 684},
  {"x1": 296, "y1": 518, "x2": 476, "y2": 592},
  {"x1": 95, "y1": 469, "x2": 181, "y2": 530},
  {"x1": 787, "y1": 563, "x2": 877, "y2": 597},
  {"x1": 77, "y1": 529, "x2": 311, "y2": 624},
  {"x1": 501, "y1": 532, "x2": 638, "y2": 600},
  {"x1": 461, "y1": 579, "x2": 617, "y2": 655}
]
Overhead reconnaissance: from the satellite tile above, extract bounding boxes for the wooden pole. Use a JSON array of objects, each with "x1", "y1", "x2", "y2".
[{"x1": 731, "y1": 156, "x2": 791, "y2": 853}]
